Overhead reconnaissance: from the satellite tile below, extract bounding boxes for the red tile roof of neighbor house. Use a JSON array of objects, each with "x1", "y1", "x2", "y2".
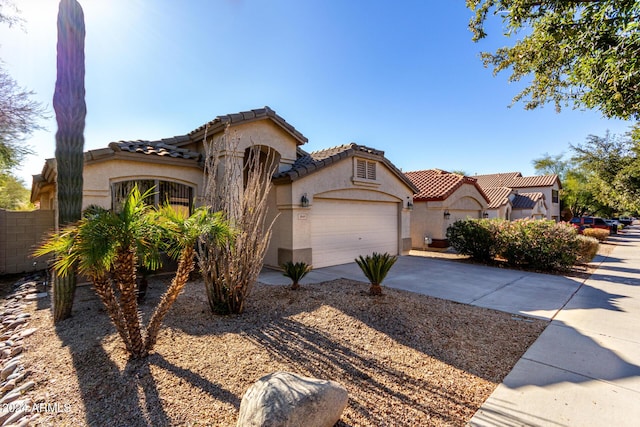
[
  {"x1": 404, "y1": 169, "x2": 490, "y2": 203},
  {"x1": 273, "y1": 143, "x2": 419, "y2": 192},
  {"x1": 474, "y1": 172, "x2": 562, "y2": 189},
  {"x1": 512, "y1": 192, "x2": 545, "y2": 209},
  {"x1": 483, "y1": 186, "x2": 513, "y2": 209}
]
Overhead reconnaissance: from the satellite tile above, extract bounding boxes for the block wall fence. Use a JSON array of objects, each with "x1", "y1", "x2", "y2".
[{"x1": 0, "y1": 209, "x2": 55, "y2": 275}]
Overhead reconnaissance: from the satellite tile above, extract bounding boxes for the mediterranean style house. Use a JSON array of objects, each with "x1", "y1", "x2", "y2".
[
  {"x1": 404, "y1": 169, "x2": 489, "y2": 248},
  {"x1": 473, "y1": 172, "x2": 562, "y2": 221},
  {"x1": 31, "y1": 107, "x2": 418, "y2": 269}
]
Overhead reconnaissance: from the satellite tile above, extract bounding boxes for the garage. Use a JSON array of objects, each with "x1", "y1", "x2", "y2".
[{"x1": 310, "y1": 198, "x2": 399, "y2": 268}]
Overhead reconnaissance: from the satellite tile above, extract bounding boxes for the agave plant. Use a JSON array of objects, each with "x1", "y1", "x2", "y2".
[
  {"x1": 355, "y1": 252, "x2": 398, "y2": 296},
  {"x1": 282, "y1": 261, "x2": 312, "y2": 290}
]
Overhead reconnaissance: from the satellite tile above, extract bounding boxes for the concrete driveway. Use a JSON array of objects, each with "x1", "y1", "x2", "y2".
[{"x1": 259, "y1": 254, "x2": 590, "y2": 321}]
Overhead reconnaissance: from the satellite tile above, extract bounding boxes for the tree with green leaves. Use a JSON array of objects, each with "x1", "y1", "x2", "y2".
[
  {"x1": 0, "y1": 173, "x2": 32, "y2": 210},
  {"x1": 51, "y1": 0, "x2": 86, "y2": 322},
  {"x1": 0, "y1": 1, "x2": 47, "y2": 182},
  {"x1": 468, "y1": 0, "x2": 640, "y2": 119},
  {"x1": 571, "y1": 131, "x2": 640, "y2": 214}
]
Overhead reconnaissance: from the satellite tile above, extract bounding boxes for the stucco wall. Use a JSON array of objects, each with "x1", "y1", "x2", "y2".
[
  {"x1": 0, "y1": 209, "x2": 55, "y2": 275},
  {"x1": 410, "y1": 184, "x2": 487, "y2": 248},
  {"x1": 82, "y1": 158, "x2": 204, "y2": 210},
  {"x1": 516, "y1": 184, "x2": 560, "y2": 220},
  {"x1": 269, "y1": 154, "x2": 414, "y2": 267}
]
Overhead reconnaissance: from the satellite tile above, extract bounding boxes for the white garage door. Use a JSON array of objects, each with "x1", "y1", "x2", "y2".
[{"x1": 311, "y1": 199, "x2": 399, "y2": 268}]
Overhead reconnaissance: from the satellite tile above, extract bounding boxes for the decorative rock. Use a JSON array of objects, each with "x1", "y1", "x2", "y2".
[
  {"x1": 1, "y1": 379, "x2": 16, "y2": 393},
  {"x1": 1, "y1": 362, "x2": 19, "y2": 381},
  {"x1": 237, "y1": 371, "x2": 348, "y2": 427},
  {"x1": 9, "y1": 346, "x2": 22, "y2": 358},
  {"x1": 16, "y1": 329, "x2": 37, "y2": 339}
]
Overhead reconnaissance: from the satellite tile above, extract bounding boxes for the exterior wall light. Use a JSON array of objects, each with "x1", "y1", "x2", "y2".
[
  {"x1": 444, "y1": 209, "x2": 450, "y2": 220},
  {"x1": 301, "y1": 193, "x2": 309, "y2": 207},
  {"x1": 406, "y1": 197, "x2": 413, "y2": 210},
  {"x1": 483, "y1": 211, "x2": 489, "y2": 218}
]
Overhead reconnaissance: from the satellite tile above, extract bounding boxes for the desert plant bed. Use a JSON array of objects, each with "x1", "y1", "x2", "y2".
[{"x1": 15, "y1": 278, "x2": 546, "y2": 426}]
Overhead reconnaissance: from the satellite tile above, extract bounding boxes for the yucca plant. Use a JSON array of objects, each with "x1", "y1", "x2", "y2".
[
  {"x1": 355, "y1": 252, "x2": 398, "y2": 296},
  {"x1": 282, "y1": 261, "x2": 312, "y2": 290}
]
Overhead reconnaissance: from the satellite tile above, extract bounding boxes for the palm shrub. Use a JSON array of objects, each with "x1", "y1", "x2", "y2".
[
  {"x1": 144, "y1": 204, "x2": 230, "y2": 352},
  {"x1": 355, "y1": 252, "x2": 397, "y2": 296},
  {"x1": 35, "y1": 187, "x2": 230, "y2": 358},
  {"x1": 282, "y1": 261, "x2": 312, "y2": 290}
]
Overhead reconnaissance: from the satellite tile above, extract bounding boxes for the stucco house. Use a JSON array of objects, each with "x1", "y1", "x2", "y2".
[
  {"x1": 474, "y1": 172, "x2": 562, "y2": 221},
  {"x1": 404, "y1": 169, "x2": 489, "y2": 248},
  {"x1": 31, "y1": 107, "x2": 417, "y2": 269}
]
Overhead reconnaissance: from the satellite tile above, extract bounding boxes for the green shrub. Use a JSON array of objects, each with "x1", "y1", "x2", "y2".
[
  {"x1": 497, "y1": 219, "x2": 579, "y2": 271},
  {"x1": 575, "y1": 235, "x2": 599, "y2": 264},
  {"x1": 583, "y1": 228, "x2": 609, "y2": 242},
  {"x1": 282, "y1": 261, "x2": 312, "y2": 290},
  {"x1": 355, "y1": 252, "x2": 397, "y2": 296},
  {"x1": 446, "y1": 219, "x2": 502, "y2": 263}
]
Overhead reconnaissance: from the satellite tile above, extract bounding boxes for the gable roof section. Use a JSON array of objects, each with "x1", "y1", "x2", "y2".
[
  {"x1": 273, "y1": 143, "x2": 418, "y2": 192},
  {"x1": 483, "y1": 186, "x2": 513, "y2": 209},
  {"x1": 510, "y1": 174, "x2": 561, "y2": 189},
  {"x1": 188, "y1": 106, "x2": 308, "y2": 145},
  {"x1": 405, "y1": 169, "x2": 489, "y2": 203},
  {"x1": 474, "y1": 172, "x2": 561, "y2": 190},
  {"x1": 473, "y1": 172, "x2": 522, "y2": 188},
  {"x1": 512, "y1": 192, "x2": 545, "y2": 210}
]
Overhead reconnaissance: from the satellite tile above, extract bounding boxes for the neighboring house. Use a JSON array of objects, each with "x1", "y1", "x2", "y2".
[
  {"x1": 511, "y1": 192, "x2": 548, "y2": 220},
  {"x1": 482, "y1": 186, "x2": 513, "y2": 219},
  {"x1": 474, "y1": 172, "x2": 562, "y2": 221},
  {"x1": 31, "y1": 106, "x2": 417, "y2": 269},
  {"x1": 404, "y1": 169, "x2": 489, "y2": 248}
]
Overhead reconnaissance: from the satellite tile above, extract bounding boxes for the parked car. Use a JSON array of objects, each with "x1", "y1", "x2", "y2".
[
  {"x1": 570, "y1": 216, "x2": 612, "y2": 234},
  {"x1": 618, "y1": 216, "x2": 634, "y2": 226}
]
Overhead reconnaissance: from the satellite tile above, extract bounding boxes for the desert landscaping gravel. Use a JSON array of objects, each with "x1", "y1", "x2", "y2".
[{"x1": 5, "y1": 274, "x2": 549, "y2": 427}]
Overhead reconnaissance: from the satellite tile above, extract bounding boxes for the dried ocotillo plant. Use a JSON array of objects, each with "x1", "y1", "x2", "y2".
[{"x1": 198, "y1": 125, "x2": 278, "y2": 314}]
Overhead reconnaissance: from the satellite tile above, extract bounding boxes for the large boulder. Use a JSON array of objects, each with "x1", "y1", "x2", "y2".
[{"x1": 237, "y1": 371, "x2": 348, "y2": 427}]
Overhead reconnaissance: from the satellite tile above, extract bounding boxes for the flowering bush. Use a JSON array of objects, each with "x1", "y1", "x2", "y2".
[
  {"x1": 575, "y1": 235, "x2": 599, "y2": 264},
  {"x1": 446, "y1": 218, "x2": 502, "y2": 263},
  {"x1": 583, "y1": 228, "x2": 610, "y2": 242},
  {"x1": 447, "y1": 218, "x2": 581, "y2": 271},
  {"x1": 497, "y1": 219, "x2": 579, "y2": 271}
]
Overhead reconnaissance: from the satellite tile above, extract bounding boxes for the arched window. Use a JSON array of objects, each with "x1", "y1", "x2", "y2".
[{"x1": 111, "y1": 179, "x2": 193, "y2": 215}]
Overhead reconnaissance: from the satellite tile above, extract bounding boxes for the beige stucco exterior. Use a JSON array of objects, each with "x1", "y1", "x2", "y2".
[
  {"x1": 269, "y1": 154, "x2": 414, "y2": 267},
  {"x1": 516, "y1": 185, "x2": 560, "y2": 221},
  {"x1": 30, "y1": 107, "x2": 416, "y2": 269},
  {"x1": 410, "y1": 183, "x2": 488, "y2": 249}
]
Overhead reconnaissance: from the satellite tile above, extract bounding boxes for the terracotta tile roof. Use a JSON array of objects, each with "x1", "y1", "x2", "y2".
[
  {"x1": 483, "y1": 187, "x2": 513, "y2": 209},
  {"x1": 109, "y1": 139, "x2": 202, "y2": 161},
  {"x1": 473, "y1": 172, "x2": 522, "y2": 188},
  {"x1": 512, "y1": 192, "x2": 544, "y2": 209},
  {"x1": 404, "y1": 169, "x2": 489, "y2": 202},
  {"x1": 474, "y1": 172, "x2": 561, "y2": 189},
  {"x1": 273, "y1": 143, "x2": 418, "y2": 192},
  {"x1": 189, "y1": 106, "x2": 308, "y2": 145},
  {"x1": 510, "y1": 175, "x2": 561, "y2": 188}
]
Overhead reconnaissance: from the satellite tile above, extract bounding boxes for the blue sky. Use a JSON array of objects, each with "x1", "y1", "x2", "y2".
[{"x1": 0, "y1": 0, "x2": 632, "y2": 185}]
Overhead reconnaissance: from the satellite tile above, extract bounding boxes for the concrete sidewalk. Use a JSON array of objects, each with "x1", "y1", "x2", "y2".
[{"x1": 469, "y1": 227, "x2": 640, "y2": 426}]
